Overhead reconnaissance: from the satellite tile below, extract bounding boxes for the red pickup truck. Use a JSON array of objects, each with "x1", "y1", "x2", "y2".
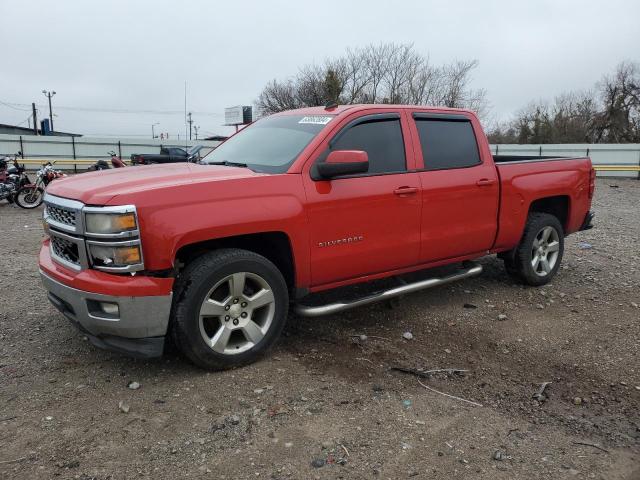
[{"x1": 40, "y1": 105, "x2": 595, "y2": 369}]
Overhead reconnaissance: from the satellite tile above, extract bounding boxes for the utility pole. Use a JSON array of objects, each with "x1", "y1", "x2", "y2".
[
  {"x1": 187, "y1": 112, "x2": 193, "y2": 140},
  {"x1": 152, "y1": 122, "x2": 159, "y2": 139},
  {"x1": 32, "y1": 102, "x2": 38, "y2": 135},
  {"x1": 42, "y1": 90, "x2": 56, "y2": 132},
  {"x1": 193, "y1": 125, "x2": 199, "y2": 140}
]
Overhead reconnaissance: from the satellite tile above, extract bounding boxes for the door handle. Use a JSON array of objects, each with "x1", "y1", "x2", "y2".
[
  {"x1": 393, "y1": 186, "x2": 418, "y2": 196},
  {"x1": 476, "y1": 178, "x2": 495, "y2": 187}
]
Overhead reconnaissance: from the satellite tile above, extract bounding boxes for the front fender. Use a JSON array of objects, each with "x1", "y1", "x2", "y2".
[{"x1": 123, "y1": 174, "x2": 312, "y2": 287}]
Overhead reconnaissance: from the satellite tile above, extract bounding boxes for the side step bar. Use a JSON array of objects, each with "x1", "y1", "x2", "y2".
[{"x1": 294, "y1": 263, "x2": 483, "y2": 318}]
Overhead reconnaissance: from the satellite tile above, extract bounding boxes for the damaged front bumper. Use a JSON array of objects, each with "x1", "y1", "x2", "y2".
[{"x1": 41, "y1": 270, "x2": 172, "y2": 358}]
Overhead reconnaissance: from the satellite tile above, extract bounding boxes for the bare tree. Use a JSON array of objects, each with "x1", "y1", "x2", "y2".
[
  {"x1": 255, "y1": 79, "x2": 300, "y2": 114},
  {"x1": 342, "y1": 48, "x2": 371, "y2": 103},
  {"x1": 592, "y1": 61, "x2": 640, "y2": 142},
  {"x1": 439, "y1": 60, "x2": 488, "y2": 118},
  {"x1": 295, "y1": 65, "x2": 327, "y2": 107},
  {"x1": 255, "y1": 42, "x2": 488, "y2": 118},
  {"x1": 489, "y1": 61, "x2": 639, "y2": 145},
  {"x1": 552, "y1": 91, "x2": 599, "y2": 143}
]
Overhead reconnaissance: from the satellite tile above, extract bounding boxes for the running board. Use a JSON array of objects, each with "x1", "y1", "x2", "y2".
[{"x1": 294, "y1": 263, "x2": 483, "y2": 318}]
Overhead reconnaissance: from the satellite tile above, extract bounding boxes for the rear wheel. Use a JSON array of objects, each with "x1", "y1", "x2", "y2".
[
  {"x1": 503, "y1": 213, "x2": 564, "y2": 286},
  {"x1": 171, "y1": 249, "x2": 289, "y2": 370},
  {"x1": 15, "y1": 186, "x2": 44, "y2": 209}
]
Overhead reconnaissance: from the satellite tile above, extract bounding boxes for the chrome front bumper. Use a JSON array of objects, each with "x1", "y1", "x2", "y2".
[{"x1": 41, "y1": 270, "x2": 172, "y2": 357}]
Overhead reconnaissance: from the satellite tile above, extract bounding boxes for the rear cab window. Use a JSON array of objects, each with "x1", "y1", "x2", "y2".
[{"x1": 413, "y1": 114, "x2": 481, "y2": 170}]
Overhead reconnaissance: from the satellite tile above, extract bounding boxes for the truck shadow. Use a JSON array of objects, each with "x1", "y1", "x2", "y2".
[{"x1": 276, "y1": 255, "x2": 640, "y2": 445}]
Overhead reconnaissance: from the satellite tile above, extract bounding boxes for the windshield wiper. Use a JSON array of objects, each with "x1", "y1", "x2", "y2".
[{"x1": 208, "y1": 161, "x2": 248, "y2": 168}]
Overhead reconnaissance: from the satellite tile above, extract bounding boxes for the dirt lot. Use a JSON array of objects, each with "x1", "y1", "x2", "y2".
[{"x1": 1, "y1": 178, "x2": 639, "y2": 480}]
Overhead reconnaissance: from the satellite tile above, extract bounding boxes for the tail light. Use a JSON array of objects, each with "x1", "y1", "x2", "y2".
[{"x1": 588, "y1": 168, "x2": 596, "y2": 199}]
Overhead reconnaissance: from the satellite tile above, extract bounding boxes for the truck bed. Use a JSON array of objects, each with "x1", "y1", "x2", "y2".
[
  {"x1": 492, "y1": 155, "x2": 593, "y2": 252},
  {"x1": 493, "y1": 155, "x2": 583, "y2": 164}
]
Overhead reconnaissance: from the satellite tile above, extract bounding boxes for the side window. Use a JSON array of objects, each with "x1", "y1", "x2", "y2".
[
  {"x1": 331, "y1": 118, "x2": 406, "y2": 174},
  {"x1": 415, "y1": 119, "x2": 481, "y2": 170}
]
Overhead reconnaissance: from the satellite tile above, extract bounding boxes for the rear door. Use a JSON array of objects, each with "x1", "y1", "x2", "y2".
[
  {"x1": 302, "y1": 111, "x2": 422, "y2": 287},
  {"x1": 410, "y1": 112, "x2": 499, "y2": 262}
]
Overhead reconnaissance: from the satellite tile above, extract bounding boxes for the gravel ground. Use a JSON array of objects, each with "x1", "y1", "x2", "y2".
[{"x1": 1, "y1": 178, "x2": 639, "y2": 480}]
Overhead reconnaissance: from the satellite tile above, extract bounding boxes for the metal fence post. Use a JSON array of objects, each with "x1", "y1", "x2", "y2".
[
  {"x1": 19, "y1": 136, "x2": 24, "y2": 157},
  {"x1": 539, "y1": 145, "x2": 542, "y2": 156},
  {"x1": 118, "y1": 141, "x2": 122, "y2": 159},
  {"x1": 71, "y1": 136, "x2": 76, "y2": 159}
]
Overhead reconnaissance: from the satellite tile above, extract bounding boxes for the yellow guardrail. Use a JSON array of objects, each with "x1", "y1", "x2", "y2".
[
  {"x1": 593, "y1": 165, "x2": 640, "y2": 171},
  {"x1": 17, "y1": 158, "x2": 131, "y2": 165}
]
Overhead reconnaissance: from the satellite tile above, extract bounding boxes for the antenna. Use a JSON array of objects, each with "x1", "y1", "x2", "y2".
[{"x1": 184, "y1": 81, "x2": 188, "y2": 151}]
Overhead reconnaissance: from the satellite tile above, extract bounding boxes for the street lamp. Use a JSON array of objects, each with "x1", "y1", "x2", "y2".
[
  {"x1": 152, "y1": 122, "x2": 160, "y2": 139},
  {"x1": 42, "y1": 90, "x2": 56, "y2": 132}
]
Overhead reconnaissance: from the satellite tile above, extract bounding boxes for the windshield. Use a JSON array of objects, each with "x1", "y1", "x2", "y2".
[{"x1": 203, "y1": 114, "x2": 334, "y2": 173}]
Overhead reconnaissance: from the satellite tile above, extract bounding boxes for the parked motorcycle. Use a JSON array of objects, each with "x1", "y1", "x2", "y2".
[
  {"x1": 0, "y1": 153, "x2": 30, "y2": 205},
  {"x1": 15, "y1": 162, "x2": 66, "y2": 209},
  {"x1": 89, "y1": 151, "x2": 127, "y2": 171}
]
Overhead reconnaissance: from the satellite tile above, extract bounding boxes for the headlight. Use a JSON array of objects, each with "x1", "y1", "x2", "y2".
[
  {"x1": 87, "y1": 242, "x2": 143, "y2": 270},
  {"x1": 85, "y1": 212, "x2": 137, "y2": 235}
]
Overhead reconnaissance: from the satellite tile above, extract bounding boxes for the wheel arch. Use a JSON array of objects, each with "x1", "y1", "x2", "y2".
[
  {"x1": 527, "y1": 195, "x2": 570, "y2": 230},
  {"x1": 174, "y1": 231, "x2": 296, "y2": 293}
]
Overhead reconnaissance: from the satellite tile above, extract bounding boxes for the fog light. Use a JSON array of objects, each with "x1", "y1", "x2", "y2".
[{"x1": 99, "y1": 302, "x2": 119, "y2": 316}]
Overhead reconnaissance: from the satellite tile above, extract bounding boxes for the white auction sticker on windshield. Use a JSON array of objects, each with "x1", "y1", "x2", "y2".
[{"x1": 299, "y1": 116, "x2": 333, "y2": 125}]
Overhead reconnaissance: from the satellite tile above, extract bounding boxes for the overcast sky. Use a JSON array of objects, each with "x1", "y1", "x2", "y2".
[{"x1": 1, "y1": 0, "x2": 638, "y2": 139}]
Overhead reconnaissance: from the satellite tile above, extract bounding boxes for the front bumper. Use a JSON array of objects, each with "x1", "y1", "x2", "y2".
[{"x1": 41, "y1": 270, "x2": 172, "y2": 358}]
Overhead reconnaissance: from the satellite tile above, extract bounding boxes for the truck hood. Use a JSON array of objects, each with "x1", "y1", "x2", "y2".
[{"x1": 46, "y1": 163, "x2": 264, "y2": 205}]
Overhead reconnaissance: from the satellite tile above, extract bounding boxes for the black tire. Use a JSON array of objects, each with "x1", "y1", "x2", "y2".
[
  {"x1": 15, "y1": 186, "x2": 44, "y2": 209},
  {"x1": 171, "y1": 248, "x2": 289, "y2": 370},
  {"x1": 503, "y1": 212, "x2": 564, "y2": 286}
]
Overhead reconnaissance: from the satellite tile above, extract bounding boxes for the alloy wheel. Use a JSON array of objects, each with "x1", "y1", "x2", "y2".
[
  {"x1": 198, "y1": 272, "x2": 275, "y2": 354},
  {"x1": 530, "y1": 226, "x2": 560, "y2": 276}
]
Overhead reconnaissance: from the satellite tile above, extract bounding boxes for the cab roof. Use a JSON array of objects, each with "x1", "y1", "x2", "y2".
[{"x1": 273, "y1": 104, "x2": 475, "y2": 117}]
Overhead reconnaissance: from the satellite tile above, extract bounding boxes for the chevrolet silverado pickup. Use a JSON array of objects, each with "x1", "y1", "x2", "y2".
[{"x1": 40, "y1": 105, "x2": 595, "y2": 369}]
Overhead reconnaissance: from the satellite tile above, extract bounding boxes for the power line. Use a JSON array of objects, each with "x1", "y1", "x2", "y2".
[
  {"x1": 0, "y1": 100, "x2": 32, "y2": 112},
  {"x1": 0, "y1": 99, "x2": 225, "y2": 116},
  {"x1": 15, "y1": 113, "x2": 33, "y2": 127}
]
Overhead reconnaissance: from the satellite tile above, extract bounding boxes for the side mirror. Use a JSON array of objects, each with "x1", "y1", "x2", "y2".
[{"x1": 316, "y1": 150, "x2": 369, "y2": 179}]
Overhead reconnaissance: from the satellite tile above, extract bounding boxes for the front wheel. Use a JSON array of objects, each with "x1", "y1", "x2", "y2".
[
  {"x1": 15, "y1": 186, "x2": 44, "y2": 209},
  {"x1": 503, "y1": 212, "x2": 564, "y2": 286},
  {"x1": 171, "y1": 249, "x2": 289, "y2": 370}
]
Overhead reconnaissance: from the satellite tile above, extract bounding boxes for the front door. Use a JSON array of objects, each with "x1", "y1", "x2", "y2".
[{"x1": 302, "y1": 112, "x2": 422, "y2": 288}]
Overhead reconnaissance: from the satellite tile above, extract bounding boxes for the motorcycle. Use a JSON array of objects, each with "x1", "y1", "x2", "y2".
[
  {"x1": 89, "y1": 151, "x2": 127, "y2": 171},
  {"x1": 0, "y1": 153, "x2": 30, "y2": 205},
  {"x1": 15, "y1": 162, "x2": 66, "y2": 209}
]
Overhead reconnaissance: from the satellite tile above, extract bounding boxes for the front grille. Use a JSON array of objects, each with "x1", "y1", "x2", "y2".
[
  {"x1": 46, "y1": 204, "x2": 77, "y2": 227},
  {"x1": 51, "y1": 235, "x2": 80, "y2": 266}
]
